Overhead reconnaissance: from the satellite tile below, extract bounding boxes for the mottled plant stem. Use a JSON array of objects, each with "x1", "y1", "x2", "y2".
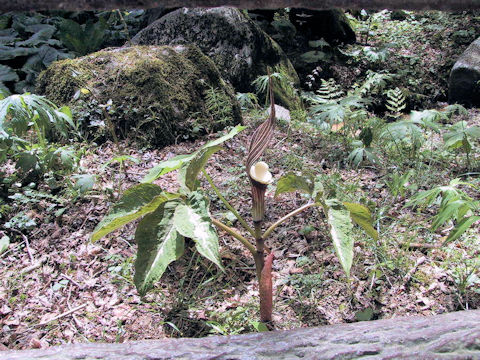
[{"x1": 253, "y1": 221, "x2": 265, "y2": 282}]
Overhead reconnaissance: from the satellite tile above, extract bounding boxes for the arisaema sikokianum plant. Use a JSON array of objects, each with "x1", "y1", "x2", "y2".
[{"x1": 91, "y1": 75, "x2": 378, "y2": 324}]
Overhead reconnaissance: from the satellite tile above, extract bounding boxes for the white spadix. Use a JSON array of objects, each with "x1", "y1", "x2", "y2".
[{"x1": 250, "y1": 161, "x2": 273, "y2": 185}]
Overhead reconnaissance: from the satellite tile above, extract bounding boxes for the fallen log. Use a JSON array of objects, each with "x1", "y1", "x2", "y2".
[
  {"x1": 3, "y1": 310, "x2": 480, "y2": 359},
  {"x1": 1, "y1": 0, "x2": 480, "y2": 12}
]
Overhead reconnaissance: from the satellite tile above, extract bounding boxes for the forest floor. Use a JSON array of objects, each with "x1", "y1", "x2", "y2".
[
  {"x1": 1, "y1": 108, "x2": 479, "y2": 350},
  {"x1": 1, "y1": 8, "x2": 480, "y2": 352}
]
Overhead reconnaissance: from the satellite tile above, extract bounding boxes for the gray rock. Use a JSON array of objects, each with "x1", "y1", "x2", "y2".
[
  {"x1": 131, "y1": 7, "x2": 300, "y2": 100},
  {"x1": 449, "y1": 37, "x2": 480, "y2": 107},
  {"x1": 267, "y1": 104, "x2": 290, "y2": 122},
  {"x1": 36, "y1": 45, "x2": 241, "y2": 147},
  {"x1": 3, "y1": 310, "x2": 480, "y2": 359}
]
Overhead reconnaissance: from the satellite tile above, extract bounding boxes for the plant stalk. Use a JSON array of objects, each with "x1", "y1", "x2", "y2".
[
  {"x1": 203, "y1": 169, "x2": 255, "y2": 236},
  {"x1": 262, "y1": 202, "x2": 317, "y2": 239},
  {"x1": 253, "y1": 221, "x2": 265, "y2": 282},
  {"x1": 211, "y1": 218, "x2": 256, "y2": 255}
]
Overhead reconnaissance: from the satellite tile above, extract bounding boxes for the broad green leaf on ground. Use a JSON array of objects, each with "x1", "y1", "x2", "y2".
[
  {"x1": 275, "y1": 173, "x2": 313, "y2": 197},
  {"x1": 134, "y1": 201, "x2": 184, "y2": 296},
  {"x1": 72, "y1": 174, "x2": 95, "y2": 194},
  {"x1": 173, "y1": 192, "x2": 224, "y2": 271},
  {"x1": 325, "y1": 199, "x2": 354, "y2": 277},
  {"x1": 92, "y1": 184, "x2": 178, "y2": 242},
  {"x1": 343, "y1": 202, "x2": 378, "y2": 240},
  {"x1": 444, "y1": 216, "x2": 480, "y2": 244},
  {"x1": 141, "y1": 154, "x2": 194, "y2": 183},
  {"x1": 182, "y1": 145, "x2": 222, "y2": 191}
]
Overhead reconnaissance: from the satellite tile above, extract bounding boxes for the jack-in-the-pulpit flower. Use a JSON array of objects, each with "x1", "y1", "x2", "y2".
[{"x1": 250, "y1": 161, "x2": 273, "y2": 185}]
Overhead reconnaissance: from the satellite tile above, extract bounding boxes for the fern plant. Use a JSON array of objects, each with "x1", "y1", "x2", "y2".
[
  {"x1": 252, "y1": 72, "x2": 288, "y2": 105},
  {"x1": 309, "y1": 94, "x2": 369, "y2": 136},
  {"x1": 236, "y1": 92, "x2": 259, "y2": 110},
  {"x1": 316, "y1": 78, "x2": 344, "y2": 102},
  {"x1": 407, "y1": 179, "x2": 479, "y2": 244},
  {"x1": 204, "y1": 87, "x2": 234, "y2": 129},
  {"x1": 353, "y1": 71, "x2": 393, "y2": 98},
  {"x1": 251, "y1": 69, "x2": 300, "y2": 110},
  {"x1": 385, "y1": 87, "x2": 406, "y2": 116}
]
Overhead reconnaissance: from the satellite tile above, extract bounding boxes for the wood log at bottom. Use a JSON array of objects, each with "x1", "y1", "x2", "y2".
[{"x1": 3, "y1": 309, "x2": 480, "y2": 360}]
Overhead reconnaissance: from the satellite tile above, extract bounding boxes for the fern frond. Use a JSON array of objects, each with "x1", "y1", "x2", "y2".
[
  {"x1": 355, "y1": 71, "x2": 393, "y2": 97},
  {"x1": 385, "y1": 87, "x2": 406, "y2": 114}
]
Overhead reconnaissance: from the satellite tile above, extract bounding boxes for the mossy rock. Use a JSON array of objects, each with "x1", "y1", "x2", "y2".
[
  {"x1": 131, "y1": 7, "x2": 302, "y2": 110},
  {"x1": 449, "y1": 37, "x2": 480, "y2": 107},
  {"x1": 36, "y1": 44, "x2": 242, "y2": 147}
]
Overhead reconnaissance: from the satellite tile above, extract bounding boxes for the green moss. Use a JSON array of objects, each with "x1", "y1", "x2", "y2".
[
  {"x1": 271, "y1": 62, "x2": 304, "y2": 112},
  {"x1": 36, "y1": 60, "x2": 91, "y2": 104},
  {"x1": 36, "y1": 45, "x2": 241, "y2": 147}
]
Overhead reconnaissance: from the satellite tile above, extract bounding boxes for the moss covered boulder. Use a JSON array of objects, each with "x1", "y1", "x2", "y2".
[
  {"x1": 131, "y1": 7, "x2": 302, "y2": 110},
  {"x1": 449, "y1": 37, "x2": 480, "y2": 107},
  {"x1": 36, "y1": 44, "x2": 242, "y2": 147}
]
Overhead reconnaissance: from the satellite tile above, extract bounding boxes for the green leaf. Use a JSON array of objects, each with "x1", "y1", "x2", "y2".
[
  {"x1": 134, "y1": 202, "x2": 185, "y2": 296},
  {"x1": 431, "y1": 199, "x2": 466, "y2": 230},
  {"x1": 444, "y1": 216, "x2": 480, "y2": 244},
  {"x1": 325, "y1": 199, "x2": 354, "y2": 277},
  {"x1": 173, "y1": 192, "x2": 224, "y2": 271},
  {"x1": 0, "y1": 65, "x2": 18, "y2": 83},
  {"x1": 141, "y1": 154, "x2": 194, "y2": 183},
  {"x1": 343, "y1": 202, "x2": 378, "y2": 240},
  {"x1": 347, "y1": 148, "x2": 364, "y2": 167},
  {"x1": 251, "y1": 321, "x2": 270, "y2": 332},
  {"x1": 92, "y1": 184, "x2": 177, "y2": 242},
  {"x1": 355, "y1": 307, "x2": 374, "y2": 321},
  {"x1": 16, "y1": 152, "x2": 38, "y2": 172},
  {"x1": 17, "y1": 24, "x2": 56, "y2": 47},
  {"x1": 140, "y1": 125, "x2": 245, "y2": 184},
  {"x1": 308, "y1": 39, "x2": 329, "y2": 48},
  {"x1": 0, "y1": 45, "x2": 38, "y2": 60},
  {"x1": 72, "y1": 174, "x2": 95, "y2": 194},
  {"x1": 275, "y1": 173, "x2": 313, "y2": 197},
  {"x1": 182, "y1": 145, "x2": 222, "y2": 191},
  {"x1": 312, "y1": 177, "x2": 324, "y2": 203},
  {"x1": 443, "y1": 131, "x2": 464, "y2": 150},
  {"x1": 466, "y1": 126, "x2": 480, "y2": 138},
  {"x1": 0, "y1": 235, "x2": 10, "y2": 254},
  {"x1": 200, "y1": 124, "x2": 245, "y2": 149}
]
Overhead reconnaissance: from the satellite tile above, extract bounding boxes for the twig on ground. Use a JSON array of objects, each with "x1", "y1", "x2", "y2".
[
  {"x1": 33, "y1": 303, "x2": 87, "y2": 328},
  {"x1": 8, "y1": 228, "x2": 34, "y2": 262},
  {"x1": 21, "y1": 258, "x2": 46, "y2": 275}
]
